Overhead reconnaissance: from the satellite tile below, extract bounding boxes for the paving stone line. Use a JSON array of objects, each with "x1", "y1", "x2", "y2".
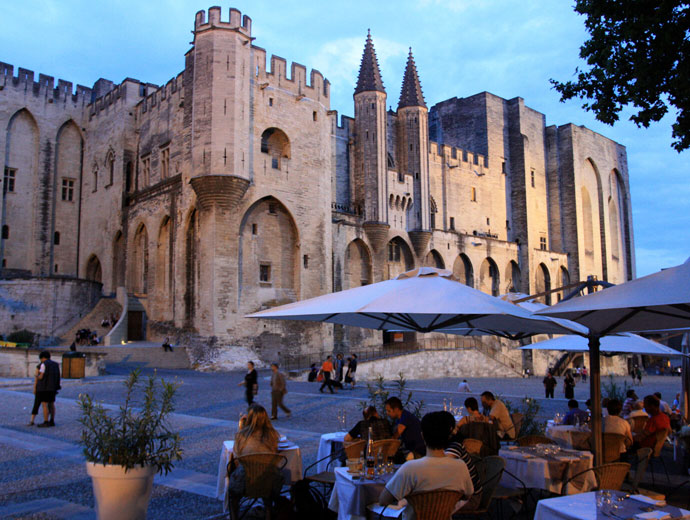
[{"x1": 0, "y1": 497, "x2": 95, "y2": 519}]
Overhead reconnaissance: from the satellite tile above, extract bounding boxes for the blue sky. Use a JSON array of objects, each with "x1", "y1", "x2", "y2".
[{"x1": 1, "y1": 1, "x2": 687, "y2": 277}]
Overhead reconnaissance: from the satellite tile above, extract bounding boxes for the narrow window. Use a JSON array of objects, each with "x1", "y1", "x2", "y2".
[
  {"x1": 160, "y1": 146, "x2": 170, "y2": 179},
  {"x1": 271, "y1": 157, "x2": 279, "y2": 169},
  {"x1": 93, "y1": 169, "x2": 98, "y2": 192},
  {"x1": 371, "y1": 102, "x2": 375, "y2": 109},
  {"x1": 312, "y1": 111, "x2": 317, "y2": 121},
  {"x1": 1, "y1": 225, "x2": 8, "y2": 239},
  {"x1": 259, "y1": 263, "x2": 271, "y2": 283},
  {"x1": 449, "y1": 217, "x2": 455, "y2": 230},
  {"x1": 54, "y1": 264, "x2": 58, "y2": 273},
  {"x1": 540, "y1": 236, "x2": 547, "y2": 250},
  {"x1": 470, "y1": 187, "x2": 477, "y2": 202},
  {"x1": 54, "y1": 232, "x2": 60, "y2": 245},
  {"x1": 303, "y1": 254, "x2": 309, "y2": 269},
  {"x1": 502, "y1": 162, "x2": 506, "y2": 174},
  {"x1": 61, "y1": 179, "x2": 75, "y2": 201},
  {"x1": 3, "y1": 167, "x2": 16, "y2": 193},
  {"x1": 430, "y1": 212, "x2": 436, "y2": 229},
  {"x1": 486, "y1": 217, "x2": 490, "y2": 226},
  {"x1": 269, "y1": 98, "x2": 273, "y2": 106},
  {"x1": 141, "y1": 156, "x2": 151, "y2": 188},
  {"x1": 252, "y1": 223, "x2": 257, "y2": 235},
  {"x1": 108, "y1": 153, "x2": 115, "y2": 185},
  {"x1": 531, "y1": 170, "x2": 535, "y2": 188}
]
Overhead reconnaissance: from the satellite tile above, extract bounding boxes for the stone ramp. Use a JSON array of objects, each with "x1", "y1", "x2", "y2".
[
  {"x1": 84, "y1": 341, "x2": 191, "y2": 369},
  {"x1": 61, "y1": 297, "x2": 122, "y2": 345}
]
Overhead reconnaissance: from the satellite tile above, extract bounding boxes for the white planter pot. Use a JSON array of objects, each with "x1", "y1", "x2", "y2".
[{"x1": 86, "y1": 462, "x2": 156, "y2": 520}]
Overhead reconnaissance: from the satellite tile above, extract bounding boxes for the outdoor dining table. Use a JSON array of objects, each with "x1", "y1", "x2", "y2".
[
  {"x1": 215, "y1": 439, "x2": 303, "y2": 506},
  {"x1": 499, "y1": 446, "x2": 597, "y2": 495},
  {"x1": 534, "y1": 490, "x2": 690, "y2": 519},
  {"x1": 327, "y1": 466, "x2": 404, "y2": 519},
  {"x1": 317, "y1": 431, "x2": 347, "y2": 473},
  {"x1": 546, "y1": 421, "x2": 592, "y2": 450}
]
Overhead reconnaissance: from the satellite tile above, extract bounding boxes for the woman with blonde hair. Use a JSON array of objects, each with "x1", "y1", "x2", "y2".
[{"x1": 228, "y1": 405, "x2": 283, "y2": 519}]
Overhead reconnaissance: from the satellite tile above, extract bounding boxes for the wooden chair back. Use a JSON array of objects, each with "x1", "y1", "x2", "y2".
[
  {"x1": 406, "y1": 490, "x2": 463, "y2": 520},
  {"x1": 371, "y1": 439, "x2": 400, "y2": 460},
  {"x1": 236, "y1": 452, "x2": 287, "y2": 498},
  {"x1": 516, "y1": 434, "x2": 556, "y2": 447},
  {"x1": 462, "y1": 438, "x2": 484, "y2": 456},
  {"x1": 601, "y1": 433, "x2": 626, "y2": 463},
  {"x1": 630, "y1": 415, "x2": 648, "y2": 434},
  {"x1": 344, "y1": 440, "x2": 367, "y2": 459}
]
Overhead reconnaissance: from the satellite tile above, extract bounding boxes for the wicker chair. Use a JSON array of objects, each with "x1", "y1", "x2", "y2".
[
  {"x1": 561, "y1": 462, "x2": 631, "y2": 494},
  {"x1": 406, "y1": 490, "x2": 463, "y2": 520},
  {"x1": 372, "y1": 439, "x2": 401, "y2": 461},
  {"x1": 231, "y1": 452, "x2": 287, "y2": 520},
  {"x1": 453, "y1": 455, "x2": 505, "y2": 518},
  {"x1": 601, "y1": 433, "x2": 626, "y2": 463},
  {"x1": 462, "y1": 438, "x2": 484, "y2": 456},
  {"x1": 344, "y1": 440, "x2": 367, "y2": 460},
  {"x1": 630, "y1": 415, "x2": 648, "y2": 434},
  {"x1": 516, "y1": 435, "x2": 556, "y2": 447}
]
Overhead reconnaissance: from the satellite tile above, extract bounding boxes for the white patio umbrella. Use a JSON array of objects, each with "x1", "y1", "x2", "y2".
[
  {"x1": 535, "y1": 257, "x2": 690, "y2": 464},
  {"x1": 519, "y1": 333, "x2": 684, "y2": 356},
  {"x1": 247, "y1": 267, "x2": 580, "y2": 338}
]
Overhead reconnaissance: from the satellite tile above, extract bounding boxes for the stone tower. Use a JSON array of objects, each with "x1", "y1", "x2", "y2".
[
  {"x1": 353, "y1": 31, "x2": 390, "y2": 253},
  {"x1": 397, "y1": 49, "x2": 431, "y2": 256}
]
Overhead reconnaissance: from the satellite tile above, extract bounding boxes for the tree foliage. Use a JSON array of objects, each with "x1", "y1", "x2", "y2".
[{"x1": 552, "y1": 1, "x2": 690, "y2": 151}]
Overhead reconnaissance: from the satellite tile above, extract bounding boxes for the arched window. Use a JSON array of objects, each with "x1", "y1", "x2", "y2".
[
  {"x1": 93, "y1": 167, "x2": 98, "y2": 192},
  {"x1": 106, "y1": 151, "x2": 115, "y2": 186},
  {"x1": 260, "y1": 128, "x2": 290, "y2": 169},
  {"x1": 1, "y1": 225, "x2": 8, "y2": 240},
  {"x1": 535, "y1": 263, "x2": 552, "y2": 305}
]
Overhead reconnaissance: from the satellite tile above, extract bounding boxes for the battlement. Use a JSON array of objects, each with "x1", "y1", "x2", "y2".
[
  {"x1": 137, "y1": 72, "x2": 184, "y2": 117},
  {"x1": 0, "y1": 61, "x2": 92, "y2": 104},
  {"x1": 194, "y1": 6, "x2": 252, "y2": 37},
  {"x1": 252, "y1": 46, "x2": 330, "y2": 103},
  {"x1": 430, "y1": 141, "x2": 489, "y2": 169}
]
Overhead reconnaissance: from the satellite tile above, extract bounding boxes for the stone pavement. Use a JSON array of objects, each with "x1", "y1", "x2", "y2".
[{"x1": 0, "y1": 366, "x2": 684, "y2": 519}]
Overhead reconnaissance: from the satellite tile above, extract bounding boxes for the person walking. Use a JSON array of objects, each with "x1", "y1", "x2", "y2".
[
  {"x1": 334, "y1": 353, "x2": 344, "y2": 382},
  {"x1": 563, "y1": 369, "x2": 575, "y2": 400},
  {"x1": 36, "y1": 351, "x2": 60, "y2": 427},
  {"x1": 28, "y1": 363, "x2": 41, "y2": 426},
  {"x1": 636, "y1": 366, "x2": 643, "y2": 385},
  {"x1": 319, "y1": 355, "x2": 335, "y2": 394},
  {"x1": 238, "y1": 361, "x2": 258, "y2": 406},
  {"x1": 543, "y1": 371, "x2": 556, "y2": 398},
  {"x1": 269, "y1": 363, "x2": 291, "y2": 420},
  {"x1": 346, "y1": 353, "x2": 357, "y2": 389}
]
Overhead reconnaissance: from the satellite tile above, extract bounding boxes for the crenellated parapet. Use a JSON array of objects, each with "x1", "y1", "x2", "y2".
[
  {"x1": 252, "y1": 47, "x2": 330, "y2": 103},
  {"x1": 136, "y1": 72, "x2": 184, "y2": 117},
  {"x1": 430, "y1": 141, "x2": 489, "y2": 170},
  {"x1": 0, "y1": 61, "x2": 92, "y2": 105},
  {"x1": 194, "y1": 6, "x2": 252, "y2": 38}
]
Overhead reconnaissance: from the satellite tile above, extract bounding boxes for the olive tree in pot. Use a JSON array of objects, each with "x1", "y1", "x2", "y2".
[{"x1": 78, "y1": 370, "x2": 183, "y2": 520}]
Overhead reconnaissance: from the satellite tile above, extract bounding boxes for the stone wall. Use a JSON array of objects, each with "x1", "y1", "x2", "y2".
[
  {"x1": 0, "y1": 347, "x2": 106, "y2": 377},
  {"x1": 0, "y1": 278, "x2": 102, "y2": 341}
]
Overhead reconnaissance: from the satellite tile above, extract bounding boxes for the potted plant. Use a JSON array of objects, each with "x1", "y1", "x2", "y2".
[{"x1": 78, "y1": 370, "x2": 183, "y2": 520}]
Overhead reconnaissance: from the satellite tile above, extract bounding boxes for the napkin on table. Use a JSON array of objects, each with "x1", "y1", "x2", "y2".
[
  {"x1": 634, "y1": 512, "x2": 670, "y2": 519},
  {"x1": 631, "y1": 495, "x2": 666, "y2": 507}
]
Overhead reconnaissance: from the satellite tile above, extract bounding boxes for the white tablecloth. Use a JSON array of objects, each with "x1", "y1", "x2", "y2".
[
  {"x1": 534, "y1": 491, "x2": 690, "y2": 520},
  {"x1": 216, "y1": 440, "x2": 303, "y2": 502},
  {"x1": 317, "y1": 432, "x2": 347, "y2": 473},
  {"x1": 499, "y1": 447, "x2": 596, "y2": 495},
  {"x1": 546, "y1": 424, "x2": 591, "y2": 450},
  {"x1": 327, "y1": 467, "x2": 401, "y2": 520}
]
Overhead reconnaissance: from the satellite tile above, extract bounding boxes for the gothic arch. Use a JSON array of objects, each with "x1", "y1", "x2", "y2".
[
  {"x1": 239, "y1": 196, "x2": 300, "y2": 305},
  {"x1": 423, "y1": 249, "x2": 445, "y2": 269},
  {"x1": 453, "y1": 253, "x2": 474, "y2": 287},
  {"x1": 184, "y1": 209, "x2": 199, "y2": 327},
  {"x1": 156, "y1": 216, "x2": 172, "y2": 312},
  {"x1": 504, "y1": 260, "x2": 521, "y2": 293},
  {"x1": 130, "y1": 222, "x2": 149, "y2": 294},
  {"x1": 344, "y1": 239, "x2": 372, "y2": 289},
  {"x1": 260, "y1": 128, "x2": 290, "y2": 169},
  {"x1": 581, "y1": 158, "x2": 607, "y2": 280},
  {"x1": 558, "y1": 266, "x2": 571, "y2": 301},
  {"x1": 105, "y1": 148, "x2": 115, "y2": 185},
  {"x1": 610, "y1": 168, "x2": 632, "y2": 279},
  {"x1": 535, "y1": 262, "x2": 552, "y2": 304},
  {"x1": 112, "y1": 231, "x2": 125, "y2": 290},
  {"x1": 85, "y1": 254, "x2": 102, "y2": 284},
  {"x1": 385, "y1": 236, "x2": 414, "y2": 279},
  {"x1": 430, "y1": 196, "x2": 438, "y2": 229},
  {"x1": 479, "y1": 257, "x2": 500, "y2": 296}
]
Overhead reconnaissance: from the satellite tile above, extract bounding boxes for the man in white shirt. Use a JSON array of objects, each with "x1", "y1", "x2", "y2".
[
  {"x1": 654, "y1": 392, "x2": 672, "y2": 415},
  {"x1": 457, "y1": 379, "x2": 471, "y2": 392},
  {"x1": 602, "y1": 399, "x2": 633, "y2": 452},
  {"x1": 379, "y1": 411, "x2": 474, "y2": 520},
  {"x1": 481, "y1": 391, "x2": 516, "y2": 440}
]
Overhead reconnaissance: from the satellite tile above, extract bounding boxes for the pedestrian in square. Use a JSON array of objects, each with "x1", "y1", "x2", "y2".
[
  {"x1": 270, "y1": 363, "x2": 291, "y2": 420},
  {"x1": 238, "y1": 361, "x2": 258, "y2": 406}
]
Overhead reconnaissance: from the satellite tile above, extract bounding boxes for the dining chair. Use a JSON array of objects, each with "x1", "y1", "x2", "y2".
[
  {"x1": 648, "y1": 428, "x2": 671, "y2": 485},
  {"x1": 405, "y1": 489, "x2": 463, "y2": 520},
  {"x1": 372, "y1": 439, "x2": 401, "y2": 461},
  {"x1": 510, "y1": 412, "x2": 524, "y2": 440},
  {"x1": 302, "y1": 446, "x2": 345, "y2": 488},
  {"x1": 561, "y1": 462, "x2": 631, "y2": 495},
  {"x1": 462, "y1": 438, "x2": 484, "y2": 456},
  {"x1": 231, "y1": 452, "x2": 287, "y2": 520},
  {"x1": 630, "y1": 416, "x2": 648, "y2": 434},
  {"x1": 344, "y1": 440, "x2": 367, "y2": 460},
  {"x1": 515, "y1": 434, "x2": 556, "y2": 447},
  {"x1": 600, "y1": 433, "x2": 626, "y2": 463},
  {"x1": 453, "y1": 455, "x2": 506, "y2": 518}
]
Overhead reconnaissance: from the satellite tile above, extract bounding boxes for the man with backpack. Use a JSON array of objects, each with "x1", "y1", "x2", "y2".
[{"x1": 36, "y1": 351, "x2": 60, "y2": 427}]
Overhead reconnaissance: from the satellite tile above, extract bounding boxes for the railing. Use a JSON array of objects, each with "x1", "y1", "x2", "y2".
[
  {"x1": 331, "y1": 202, "x2": 364, "y2": 218},
  {"x1": 279, "y1": 336, "x2": 523, "y2": 375}
]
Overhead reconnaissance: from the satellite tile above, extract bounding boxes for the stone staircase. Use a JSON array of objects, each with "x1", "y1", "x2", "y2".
[
  {"x1": 61, "y1": 297, "x2": 122, "y2": 345},
  {"x1": 84, "y1": 341, "x2": 191, "y2": 370}
]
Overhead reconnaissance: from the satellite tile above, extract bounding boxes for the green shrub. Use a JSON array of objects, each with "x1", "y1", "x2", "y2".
[
  {"x1": 7, "y1": 329, "x2": 36, "y2": 345},
  {"x1": 360, "y1": 373, "x2": 425, "y2": 420}
]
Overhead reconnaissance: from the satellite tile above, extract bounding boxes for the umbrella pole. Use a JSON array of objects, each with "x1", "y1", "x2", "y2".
[
  {"x1": 588, "y1": 334, "x2": 603, "y2": 467},
  {"x1": 683, "y1": 332, "x2": 690, "y2": 421}
]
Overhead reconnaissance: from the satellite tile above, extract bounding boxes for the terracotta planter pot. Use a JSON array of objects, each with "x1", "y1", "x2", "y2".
[{"x1": 86, "y1": 462, "x2": 156, "y2": 520}]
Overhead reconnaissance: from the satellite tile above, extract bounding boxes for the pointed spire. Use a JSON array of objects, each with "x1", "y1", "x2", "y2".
[
  {"x1": 354, "y1": 30, "x2": 386, "y2": 95},
  {"x1": 398, "y1": 48, "x2": 426, "y2": 109}
]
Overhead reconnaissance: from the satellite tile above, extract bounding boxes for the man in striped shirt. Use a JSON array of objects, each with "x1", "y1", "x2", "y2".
[{"x1": 445, "y1": 434, "x2": 482, "y2": 510}]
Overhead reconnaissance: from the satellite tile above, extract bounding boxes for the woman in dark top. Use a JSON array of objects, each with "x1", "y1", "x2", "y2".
[
  {"x1": 344, "y1": 406, "x2": 392, "y2": 442},
  {"x1": 238, "y1": 361, "x2": 258, "y2": 406},
  {"x1": 563, "y1": 369, "x2": 575, "y2": 399}
]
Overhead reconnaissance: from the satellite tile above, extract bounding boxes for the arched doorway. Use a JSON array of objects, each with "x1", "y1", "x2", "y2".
[
  {"x1": 184, "y1": 210, "x2": 199, "y2": 327},
  {"x1": 344, "y1": 239, "x2": 372, "y2": 289},
  {"x1": 423, "y1": 249, "x2": 445, "y2": 269},
  {"x1": 479, "y1": 257, "x2": 500, "y2": 296},
  {"x1": 453, "y1": 254, "x2": 474, "y2": 287},
  {"x1": 130, "y1": 223, "x2": 148, "y2": 294},
  {"x1": 85, "y1": 255, "x2": 102, "y2": 284},
  {"x1": 535, "y1": 263, "x2": 552, "y2": 304},
  {"x1": 385, "y1": 237, "x2": 414, "y2": 280}
]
